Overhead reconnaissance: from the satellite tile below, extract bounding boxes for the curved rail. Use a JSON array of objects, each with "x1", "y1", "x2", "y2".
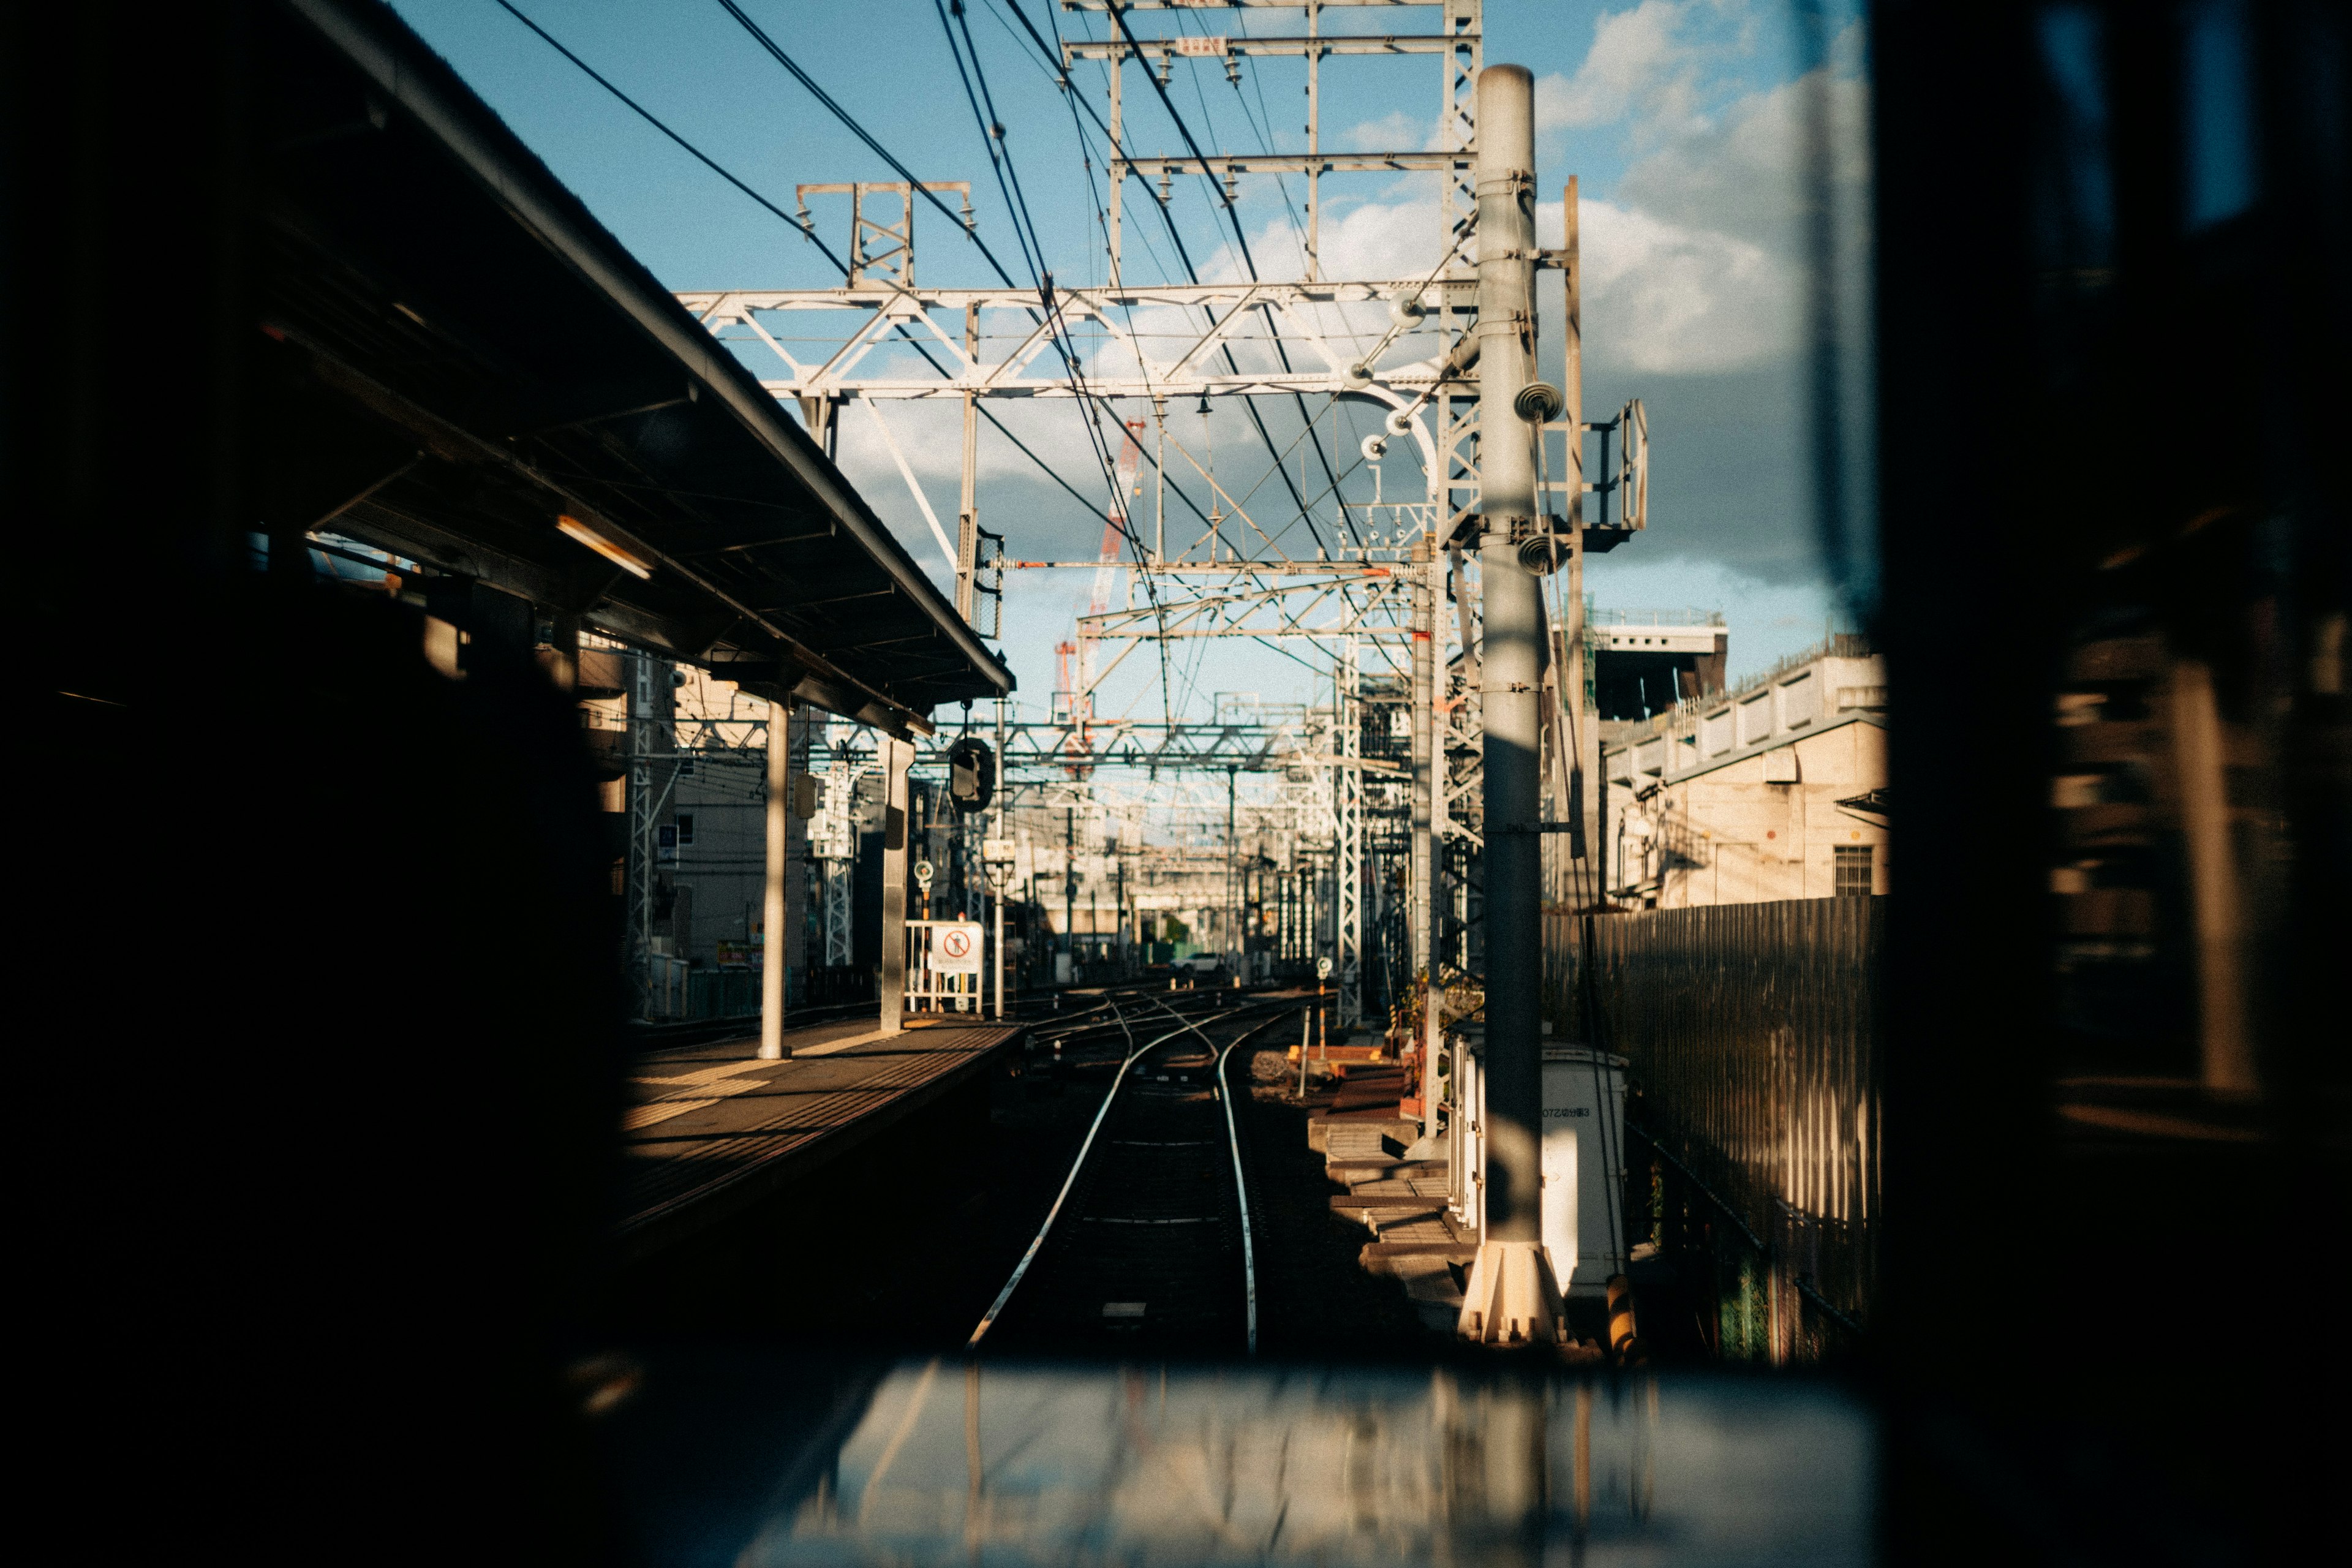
[
  {"x1": 1142, "y1": 997, "x2": 1303, "y2": 1359},
  {"x1": 1217, "y1": 1012, "x2": 1275, "y2": 1355},
  {"x1": 965, "y1": 1005, "x2": 1196, "y2": 1348},
  {"x1": 968, "y1": 996, "x2": 1298, "y2": 1354}
]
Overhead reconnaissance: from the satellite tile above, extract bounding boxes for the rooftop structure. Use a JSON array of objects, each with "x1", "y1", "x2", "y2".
[
  {"x1": 1602, "y1": 635, "x2": 1888, "y2": 907},
  {"x1": 1589, "y1": 609, "x2": 1730, "y2": 721}
]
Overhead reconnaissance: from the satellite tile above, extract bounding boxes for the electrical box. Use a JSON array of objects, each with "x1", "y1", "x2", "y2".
[
  {"x1": 1541, "y1": 1047, "x2": 1629, "y2": 1298},
  {"x1": 1447, "y1": 1027, "x2": 1483, "y2": 1235}
]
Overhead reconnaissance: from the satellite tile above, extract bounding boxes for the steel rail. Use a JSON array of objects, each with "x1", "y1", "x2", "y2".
[
  {"x1": 966, "y1": 994, "x2": 1289, "y2": 1349},
  {"x1": 1024, "y1": 983, "x2": 1228, "y2": 1045},
  {"x1": 966, "y1": 1004, "x2": 1186, "y2": 1347},
  {"x1": 1142, "y1": 995, "x2": 1305, "y2": 1357}
]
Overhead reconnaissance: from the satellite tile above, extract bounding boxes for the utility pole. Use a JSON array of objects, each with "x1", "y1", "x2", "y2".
[
  {"x1": 956, "y1": 302, "x2": 979, "y2": 620},
  {"x1": 1458, "y1": 64, "x2": 1562, "y2": 1348},
  {"x1": 878, "y1": 734, "x2": 911, "y2": 1034},
  {"x1": 759, "y1": 699, "x2": 790, "y2": 1059},
  {"x1": 1226, "y1": 764, "x2": 1239, "y2": 979},
  {"x1": 1562, "y1": 175, "x2": 1597, "y2": 897},
  {"x1": 1410, "y1": 533, "x2": 1439, "y2": 1124},
  {"x1": 992, "y1": 693, "x2": 1007, "y2": 1019}
]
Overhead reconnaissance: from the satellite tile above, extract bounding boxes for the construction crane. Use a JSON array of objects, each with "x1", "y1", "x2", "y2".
[{"x1": 1055, "y1": 420, "x2": 1146, "y2": 776}]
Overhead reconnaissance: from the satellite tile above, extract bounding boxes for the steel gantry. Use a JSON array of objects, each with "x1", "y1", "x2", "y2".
[{"x1": 676, "y1": 1, "x2": 1646, "y2": 1046}]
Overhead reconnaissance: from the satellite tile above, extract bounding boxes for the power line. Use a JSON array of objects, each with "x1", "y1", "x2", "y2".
[
  {"x1": 488, "y1": 0, "x2": 847, "y2": 274},
  {"x1": 494, "y1": 0, "x2": 1299, "y2": 714},
  {"x1": 715, "y1": 0, "x2": 1162, "y2": 587},
  {"x1": 936, "y1": 0, "x2": 1175, "y2": 720},
  {"x1": 488, "y1": 0, "x2": 1154, "y2": 579},
  {"x1": 991, "y1": 1, "x2": 1337, "y2": 556},
  {"x1": 947, "y1": 8, "x2": 1340, "y2": 701},
  {"x1": 709, "y1": 0, "x2": 1031, "y2": 290},
  {"x1": 1097, "y1": 4, "x2": 1352, "y2": 537}
]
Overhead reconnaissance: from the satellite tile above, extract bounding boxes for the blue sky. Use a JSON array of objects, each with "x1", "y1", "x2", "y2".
[{"x1": 388, "y1": 0, "x2": 1869, "y2": 718}]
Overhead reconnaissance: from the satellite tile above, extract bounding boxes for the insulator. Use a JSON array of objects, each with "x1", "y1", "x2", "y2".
[
  {"x1": 1517, "y1": 528, "x2": 1569, "y2": 576},
  {"x1": 1513, "y1": 381, "x2": 1565, "y2": 424}
]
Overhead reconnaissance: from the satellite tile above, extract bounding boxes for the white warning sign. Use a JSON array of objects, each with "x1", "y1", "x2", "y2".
[{"x1": 931, "y1": 922, "x2": 984, "y2": 975}]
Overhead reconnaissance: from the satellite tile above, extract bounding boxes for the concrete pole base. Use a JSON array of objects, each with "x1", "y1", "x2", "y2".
[{"x1": 1457, "y1": 1240, "x2": 1564, "y2": 1348}]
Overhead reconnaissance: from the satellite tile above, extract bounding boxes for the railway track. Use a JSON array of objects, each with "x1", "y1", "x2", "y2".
[{"x1": 970, "y1": 996, "x2": 1298, "y2": 1357}]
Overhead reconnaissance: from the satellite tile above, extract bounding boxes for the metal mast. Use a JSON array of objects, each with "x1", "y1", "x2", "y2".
[{"x1": 1457, "y1": 64, "x2": 1561, "y2": 1346}]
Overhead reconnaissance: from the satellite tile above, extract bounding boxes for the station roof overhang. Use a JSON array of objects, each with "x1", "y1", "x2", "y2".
[{"x1": 254, "y1": 0, "x2": 1009, "y2": 735}]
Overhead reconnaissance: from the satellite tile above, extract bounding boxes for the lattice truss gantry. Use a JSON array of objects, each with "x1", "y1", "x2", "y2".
[{"x1": 669, "y1": 1, "x2": 1654, "y2": 1026}]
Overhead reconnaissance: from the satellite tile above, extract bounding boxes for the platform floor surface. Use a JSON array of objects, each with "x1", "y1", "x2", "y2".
[
  {"x1": 618, "y1": 1014, "x2": 1020, "y2": 1260},
  {"x1": 1306, "y1": 1063, "x2": 1472, "y2": 1329}
]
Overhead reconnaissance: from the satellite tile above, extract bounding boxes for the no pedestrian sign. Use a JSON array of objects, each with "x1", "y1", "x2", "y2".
[{"x1": 932, "y1": 922, "x2": 984, "y2": 975}]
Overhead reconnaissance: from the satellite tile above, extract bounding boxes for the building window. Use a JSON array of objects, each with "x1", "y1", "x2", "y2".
[
  {"x1": 1835, "y1": 844, "x2": 1873, "y2": 897},
  {"x1": 676, "y1": 813, "x2": 696, "y2": 847}
]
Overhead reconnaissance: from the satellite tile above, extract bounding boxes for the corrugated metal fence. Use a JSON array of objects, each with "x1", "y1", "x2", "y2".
[{"x1": 1546, "y1": 897, "x2": 1882, "y2": 1357}]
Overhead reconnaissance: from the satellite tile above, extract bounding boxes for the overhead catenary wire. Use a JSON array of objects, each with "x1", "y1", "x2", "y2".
[
  {"x1": 936, "y1": 0, "x2": 1180, "y2": 722},
  {"x1": 712, "y1": 0, "x2": 1270, "y2": 731},
  {"x1": 491, "y1": 0, "x2": 1161, "y2": 613},
  {"x1": 487, "y1": 0, "x2": 850, "y2": 274},
  {"x1": 992, "y1": 0, "x2": 1338, "y2": 556},
  {"x1": 1095, "y1": 3, "x2": 1352, "y2": 538},
  {"x1": 943, "y1": 6, "x2": 1350, "y2": 696},
  {"x1": 713, "y1": 0, "x2": 1155, "y2": 586},
  {"x1": 497, "y1": 0, "x2": 1365, "y2": 720}
]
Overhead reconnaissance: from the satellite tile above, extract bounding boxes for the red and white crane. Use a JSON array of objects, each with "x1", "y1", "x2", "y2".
[{"x1": 1055, "y1": 421, "x2": 1145, "y2": 772}]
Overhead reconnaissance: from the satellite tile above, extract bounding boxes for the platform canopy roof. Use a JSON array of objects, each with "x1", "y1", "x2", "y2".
[{"x1": 257, "y1": 0, "x2": 1009, "y2": 734}]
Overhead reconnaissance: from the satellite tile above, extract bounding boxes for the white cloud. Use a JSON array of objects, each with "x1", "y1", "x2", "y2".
[
  {"x1": 1139, "y1": 181, "x2": 1800, "y2": 380},
  {"x1": 1572, "y1": 197, "x2": 1795, "y2": 374},
  {"x1": 1343, "y1": 110, "x2": 1436, "y2": 153},
  {"x1": 1294, "y1": 198, "x2": 1453, "y2": 281},
  {"x1": 1152, "y1": 179, "x2": 1801, "y2": 380},
  {"x1": 1530, "y1": 8, "x2": 1874, "y2": 378},
  {"x1": 1536, "y1": 0, "x2": 1760, "y2": 140},
  {"x1": 1613, "y1": 58, "x2": 1871, "y2": 253}
]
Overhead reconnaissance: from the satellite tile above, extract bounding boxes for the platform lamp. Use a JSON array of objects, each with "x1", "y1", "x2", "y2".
[{"x1": 982, "y1": 837, "x2": 1016, "y2": 1021}]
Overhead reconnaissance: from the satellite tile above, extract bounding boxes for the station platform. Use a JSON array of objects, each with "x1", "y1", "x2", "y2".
[
  {"x1": 617, "y1": 1014, "x2": 1023, "y2": 1264},
  {"x1": 1304, "y1": 1061, "x2": 1474, "y2": 1332}
]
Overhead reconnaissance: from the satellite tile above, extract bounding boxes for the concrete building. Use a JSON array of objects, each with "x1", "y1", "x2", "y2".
[
  {"x1": 575, "y1": 643, "x2": 824, "y2": 1015},
  {"x1": 1602, "y1": 635, "x2": 1888, "y2": 907},
  {"x1": 1589, "y1": 609, "x2": 1730, "y2": 719},
  {"x1": 663, "y1": 665, "x2": 810, "y2": 984}
]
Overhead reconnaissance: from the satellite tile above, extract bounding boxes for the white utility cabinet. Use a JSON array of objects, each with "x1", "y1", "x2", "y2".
[
  {"x1": 1541, "y1": 1046, "x2": 1629, "y2": 1298},
  {"x1": 1446, "y1": 1027, "x2": 1483, "y2": 1234}
]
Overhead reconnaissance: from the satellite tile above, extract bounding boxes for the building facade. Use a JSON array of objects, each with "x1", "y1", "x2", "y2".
[{"x1": 1602, "y1": 636, "x2": 1888, "y2": 908}]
